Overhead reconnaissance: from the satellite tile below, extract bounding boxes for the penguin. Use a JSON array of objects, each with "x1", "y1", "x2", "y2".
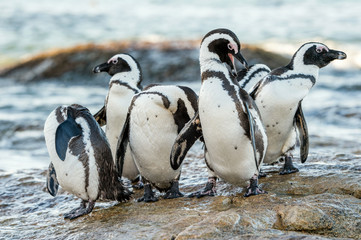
[
  {"x1": 44, "y1": 104, "x2": 131, "y2": 219},
  {"x1": 170, "y1": 28, "x2": 268, "y2": 197},
  {"x1": 249, "y1": 42, "x2": 347, "y2": 174},
  {"x1": 93, "y1": 54, "x2": 143, "y2": 188},
  {"x1": 237, "y1": 64, "x2": 271, "y2": 92},
  {"x1": 116, "y1": 84, "x2": 198, "y2": 202}
]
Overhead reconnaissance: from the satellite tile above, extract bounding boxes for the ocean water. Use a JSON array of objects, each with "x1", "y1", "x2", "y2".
[
  {"x1": 0, "y1": 0, "x2": 361, "y2": 66},
  {"x1": 0, "y1": 2, "x2": 360, "y2": 238}
]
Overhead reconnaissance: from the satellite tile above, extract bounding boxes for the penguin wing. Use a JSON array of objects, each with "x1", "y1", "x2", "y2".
[
  {"x1": 294, "y1": 101, "x2": 309, "y2": 163},
  {"x1": 244, "y1": 101, "x2": 261, "y2": 170},
  {"x1": 249, "y1": 79, "x2": 263, "y2": 100},
  {"x1": 55, "y1": 115, "x2": 82, "y2": 161},
  {"x1": 46, "y1": 162, "x2": 59, "y2": 197},
  {"x1": 115, "y1": 112, "x2": 130, "y2": 178},
  {"x1": 170, "y1": 111, "x2": 202, "y2": 170},
  {"x1": 93, "y1": 105, "x2": 107, "y2": 127}
]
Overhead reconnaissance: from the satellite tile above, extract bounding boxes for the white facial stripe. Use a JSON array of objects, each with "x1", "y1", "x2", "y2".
[
  {"x1": 202, "y1": 32, "x2": 238, "y2": 50},
  {"x1": 108, "y1": 54, "x2": 142, "y2": 86},
  {"x1": 107, "y1": 54, "x2": 139, "y2": 72},
  {"x1": 107, "y1": 55, "x2": 120, "y2": 64},
  {"x1": 200, "y1": 32, "x2": 239, "y2": 62},
  {"x1": 293, "y1": 43, "x2": 328, "y2": 68}
]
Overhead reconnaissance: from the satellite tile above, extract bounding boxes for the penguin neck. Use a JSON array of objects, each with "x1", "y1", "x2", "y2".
[
  {"x1": 109, "y1": 72, "x2": 142, "y2": 90},
  {"x1": 289, "y1": 52, "x2": 320, "y2": 78},
  {"x1": 200, "y1": 57, "x2": 233, "y2": 81}
]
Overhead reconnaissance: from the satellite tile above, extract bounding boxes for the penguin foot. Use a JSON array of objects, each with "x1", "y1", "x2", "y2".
[
  {"x1": 188, "y1": 177, "x2": 217, "y2": 198},
  {"x1": 137, "y1": 184, "x2": 158, "y2": 202},
  {"x1": 258, "y1": 170, "x2": 267, "y2": 178},
  {"x1": 131, "y1": 179, "x2": 144, "y2": 190},
  {"x1": 244, "y1": 175, "x2": 267, "y2": 197},
  {"x1": 279, "y1": 156, "x2": 299, "y2": 175},
  {"x1": 163, "y1": 180, "x2": 183, "y2": 199},
  {"x1": 64, "y1": 200, "x2": 95, "y2": 220}
]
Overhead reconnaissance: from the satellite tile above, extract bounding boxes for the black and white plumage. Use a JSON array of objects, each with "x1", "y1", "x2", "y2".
[
  {"x1": 237, "y1": 64, "x2": 271, "y2": 92},
  {"x1": 44, "y1": 104, "x2": 131, "y2": 219},
  {"x1": 93, "y1": 54, "x2": 142, "y2": 186},
  {"x1": 250, "y1": 42, "x2": 347, "y2": 174},
  {"x1": 171, "y1": 28, "x2": 268, "y2": 197},
  {"x1": 116, "y1": 84, "x2": 198, "y2": 202}
]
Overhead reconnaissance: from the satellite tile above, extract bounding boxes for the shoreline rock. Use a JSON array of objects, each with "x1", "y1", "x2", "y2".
[
  {"x1": 1, "y1": 157, "x2": 360, "y2": 240},
  {"x1": 0, "y1": 40, "x2": 288, "y2": 84}
]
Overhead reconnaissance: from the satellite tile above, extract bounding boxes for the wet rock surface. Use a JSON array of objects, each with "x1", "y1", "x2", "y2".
[{"x1": 0, "y1": 149, "x2": 360, "y2": 239}]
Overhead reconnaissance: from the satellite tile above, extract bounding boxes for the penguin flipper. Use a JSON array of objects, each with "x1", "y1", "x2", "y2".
[
  {"x1": 115, "y1": 112, "x2": 130, "y2": 178},
  {"x1": 55, "y1": 115, "x2": 82, "y2": 161},
  {"x1": 170, "y1": 111, "x2": 202, "y2": 170},
  {"x1": 249, "y1": 79, "x2": 262, "y2": 100},
  {"x1": 46, "y1": 162, "x2": 59, "y2": 197},
  {"x1": 295, "y1": 101, "x2": 309, "y2": 163},
  {"x1": 93, "y1": 105, "x2": 107, "y2": 127},
  {"x1": 244, "y1": 101, "x2": 260, "y2": 170}
]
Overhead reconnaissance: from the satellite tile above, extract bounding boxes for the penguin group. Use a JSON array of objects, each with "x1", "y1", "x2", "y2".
[{"x1": 44, "y1": 28, "x2": 347, "y2": 219}]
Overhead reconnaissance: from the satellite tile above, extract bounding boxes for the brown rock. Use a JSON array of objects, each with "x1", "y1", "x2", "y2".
[
  {"x1": 0, "y1": 40, "x2": 288, "y2": 84},
  {"x1": 175, "y1": 210, "x2": 241, "y2": 239},
  {"x1": 274, "y1": 204, "x2": 334, "y2": 231}
]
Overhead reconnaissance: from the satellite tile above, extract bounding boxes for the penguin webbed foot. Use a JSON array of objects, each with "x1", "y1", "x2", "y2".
[
  {"x1": 279, "y1": 156, "x2": 299, "y2": 175},
  {"x1": 258, "y1": 170, "x2": 267, "y2": 178},
  {"x1": 137, "y1": 183, "x2": 158, "y2": 202},
  {"x1": 244, "y1": 175, "x2": 267, "y2": 197},
  {"x1": 131, "y1": 177, "x2": 144, "y2": 190},
  {"x1": 188, "y1": 177, "x2": 217, "y2": 198},
  {"x1": 163, "y1": 180, "x2": 183, "y2": 199},
  {"x1": 64, "y1": 200, "x2": 95, "y2": 220}
]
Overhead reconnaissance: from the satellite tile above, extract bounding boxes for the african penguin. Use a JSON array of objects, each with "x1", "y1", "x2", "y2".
[
  {"x1": 116, "y1": 84, "x2": 198, "y2": 202},
  {"x1": 250, "y1": 42, "x2": 346, "y2": 174},
  {"x1": 44, "y1": 104, "x2": 131, "y2": 219},
  {"x1": 171, "y1": 28, "x2": 268, "y2": 197},
  {"x1": 237, "y1": 64, "x2": 271, "y2": 92},
  {"x1": 93, "y1": 53, "x2": 143, "y2": 187}
]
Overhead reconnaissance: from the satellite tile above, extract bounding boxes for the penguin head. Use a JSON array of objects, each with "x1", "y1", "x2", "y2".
[
  {"x1": 200, "y1": 28, "x2": 248, "y2": 76},
  {"x1": 60, "y1": 104, "x2": 89, "y2": 121},
  {"x1": 93, "y1": 53, "x2": 143, "y2": 85},
  {"x1": 290, "y1": 42, "x2": 347, "y2": 69}
]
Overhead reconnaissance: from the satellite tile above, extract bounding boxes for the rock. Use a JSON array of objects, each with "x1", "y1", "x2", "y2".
[
  {"x1": 274, "y1": 204, "x2": 334, "y2": 231},
  {"x1": 1, "y1": 165, "x2": 360, "y2": 239},
  {"x1": 0, "y1": 40, "x2": 288, "y2": 84},
  {"x1": 175, "y1": 210, "x2": 241, "y2": 239}
]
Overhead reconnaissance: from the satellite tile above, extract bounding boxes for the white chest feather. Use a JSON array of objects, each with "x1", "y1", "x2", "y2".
[
  {"x1": 199, "y1": 79, "x2": 260, "y2": 184},
  {"x1": 106, "y1": 84, "x2": 137, "y2": 159},
  {"x1": 256, "y1": 77, "x2": 313, "y2": 162},
  {"x1": 129, "y1": 94, "x2": 179, "y2": 188}
]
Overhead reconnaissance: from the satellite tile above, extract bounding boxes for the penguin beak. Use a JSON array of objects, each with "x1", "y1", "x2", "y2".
[
  {"x1": 227, "y1": 52, "x2": 249, "y2": 77},
  {"x1": 318, "y1": 49, "x2": 347, "y2": 68},
  {"x1": 231, "y1": 52, "x2": 249, "y2": 77},
  {"x1": 234, "y1": 51, "x2": 249, "y2": 69},
  {"x1": 326, "y1": 49, "x2": 347, "y2": 60},
  {"x1": 93, "y1": 62, "x2": 110, "y2": 73}
]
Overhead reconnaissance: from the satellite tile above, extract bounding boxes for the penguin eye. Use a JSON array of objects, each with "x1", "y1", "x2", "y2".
[
  {"x1": 316, "y1": 47, "x2": 323, "y2": 53},
  {"x1": 227, "y1": 43, "x2": 233, "y2": 51},
  {"x1": 112, "y1": 59, "x2": 118, "y2": 64}
]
